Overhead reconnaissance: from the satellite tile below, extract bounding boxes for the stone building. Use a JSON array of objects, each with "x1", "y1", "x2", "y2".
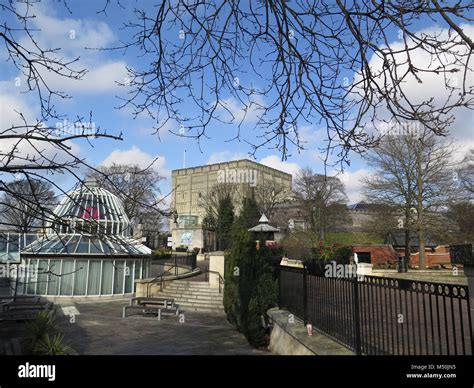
[{"x1": 171, "y1": 159, "x2": 292, "y2": 250}]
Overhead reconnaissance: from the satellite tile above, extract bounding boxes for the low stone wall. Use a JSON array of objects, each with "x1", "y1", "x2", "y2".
[
  {"x1": 267, "y1": 308, "x2": 355, "y2": 356},
  {"x1": 208, "y1": 251, "x2": 225, "y2": 289}
]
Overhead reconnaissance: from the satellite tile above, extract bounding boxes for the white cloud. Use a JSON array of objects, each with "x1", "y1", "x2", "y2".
[
  {"x1": 31, "y1": 12, "x2": 115, "y2": 54},
  {"x1": 330, "y1": 168, "x2": 372, "y2": 204},
  {"x1": 101, "y1": 146, "x2": 169, "y2": 178},
  {"x1": 360, "y1": 23, "x2": 474, "y2": 145},
  {"x1": 42, "y1": 61, "x2": 129, "y2": 94},
  {"x1": 207, "y1": 151, "x2": 248, "y2": 164},
  {"x1": 12, "y1": 5, "x2": 128, "y2": 95},
  {"x1": 0, "y1": 93, "x2": 82, "y2": 181},
  {"x1": 259, "y1": 155, "x2": 301, "y2": 178}
]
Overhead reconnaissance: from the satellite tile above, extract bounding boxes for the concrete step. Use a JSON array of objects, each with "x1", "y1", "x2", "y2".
[
  {"x1": 156, "y1": 293, "x2": 224, "y2": 304},
  {"x1": 163, "y1": 290, "x2": 223, "y2": 298},
  {"x1": 158, "y1": 294, "x2": 223, "y2": 303},
  {"x1": 165, "y1": 284, "x2": 221, "y2": 292},
  {"x1": 171, "y1": 281, "x2": 210, "y2": 288},
  {"x1": 155, "y1": 280, "x2": 225, "y2": 313}
]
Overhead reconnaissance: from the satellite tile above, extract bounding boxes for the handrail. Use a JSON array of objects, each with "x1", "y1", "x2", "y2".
[
  {"x1": 145, "y1": 262, "x2": 200, "y2": 297},
  {"x1": 146, "y1": 266, "x2": 176, "y2": 297},
  {"x1": 200, "y1": 268, "x2": 225, "y2": 294}
]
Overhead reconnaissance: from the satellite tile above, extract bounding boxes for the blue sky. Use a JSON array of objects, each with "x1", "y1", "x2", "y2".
[{"x1": 1, "y1": 0, "x2": 473, "y2": 204}]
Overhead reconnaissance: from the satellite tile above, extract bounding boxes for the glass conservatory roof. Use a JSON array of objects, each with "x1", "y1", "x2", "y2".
[
  {"x1": 19, "y1": 178, "x2": 152, "y2": 258},
  {"x1": 0, "y1": 232, "x2": 43, "y2": 262},
  {"x1": 22, "y1": 234, "x2": 151, "y2": 256},
  {"x1": 50, "y1": 178, "x2": 131, "y2": 236}
]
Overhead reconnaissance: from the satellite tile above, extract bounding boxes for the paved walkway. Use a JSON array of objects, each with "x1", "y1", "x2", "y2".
[{"x1": 56, "y1": 300, "x2": 267, "y2": 355}]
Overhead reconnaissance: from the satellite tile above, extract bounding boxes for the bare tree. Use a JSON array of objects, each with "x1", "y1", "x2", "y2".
[
  {"x1": 199, "y1": 183, "x2": 240, "y2": 227},
  {"x1": 363, "y1": 127, "x2": 457, "y2": 269},
  {"x1": 0, "y1": 178, "x2": 56, "y2": 232},
  {"x1": 0, "y1": 1, "x2": 123, "y2": 232},
  {"x1": 446, "y1": 201, "x2": 474, "y2": 243},
  {"x1": 294, "y1": 167, "x2": 348, "y2": 241},
  {"x1": 458, "y1": 149, "x2": 474, "y2": 197},
  {"x1": 106, "y1": 1, "x2": 473, "y2": 167},
  {"x1": 253, "y1": 182, "x2": 292, "y2": 219},
  {"x1": 90, "y1": 164, "x2": 165, "y2": 222}
]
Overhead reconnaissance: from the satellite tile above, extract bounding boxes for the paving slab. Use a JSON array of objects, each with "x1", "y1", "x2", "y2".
[{"x1": 55, "y1": 300, "x2": 267, "y2": 355}]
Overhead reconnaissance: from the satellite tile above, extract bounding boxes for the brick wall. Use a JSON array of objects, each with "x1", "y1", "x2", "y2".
[{"x1": 351, "y1": 244, "x2": 399, "y2": 265}]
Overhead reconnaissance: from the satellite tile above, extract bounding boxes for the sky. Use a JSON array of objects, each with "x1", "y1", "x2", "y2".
[{"x1": 1, "y1": 0, "x2": 473, "y2": 206}]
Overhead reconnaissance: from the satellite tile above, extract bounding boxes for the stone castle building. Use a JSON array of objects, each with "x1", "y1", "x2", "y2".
[{"x1": 171, "y1": 159, "x2": 292, "y2": 250}]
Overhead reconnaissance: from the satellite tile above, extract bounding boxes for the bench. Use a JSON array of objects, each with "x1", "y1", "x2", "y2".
[
  {"x1": 122, "y1": 305, "x2": 179, "y2": 319},
  {"x1": 0, "y1": 295, "x2": 41, "y2": 303},
  {"x1": 130, "y1": 297, "x2": 175, "y2": 308},
  {"x1": 1, "y1": 301, "x2": 52, "y2": 313},
  {"x1": 123, "y1": 301, "x2": 179, "y2": 320},
  {"x1": 0, "y1": 311, "x2": 39, "y2": 321}
]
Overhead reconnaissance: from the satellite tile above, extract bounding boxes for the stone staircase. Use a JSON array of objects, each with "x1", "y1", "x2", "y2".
[{"x1": 155, "y1": 280, "x2": 224, "y2": 314}]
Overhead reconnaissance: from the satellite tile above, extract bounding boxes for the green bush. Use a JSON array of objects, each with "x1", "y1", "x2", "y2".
[
  {"x1": 303, "y1": 244, "x2": 353, "y2": 275},
  {"x1": 26, "y1": 311, "x2": 58, "y2": 347},
  {"x1": 153, "y1": 249, "x2": 172, "y2": 260},
  {"x1": 34, "y1": 333, "x2": 73, "y2": 356},
  {"x1": 25, "y1": 310, "x2": 74, "y2": 355}
]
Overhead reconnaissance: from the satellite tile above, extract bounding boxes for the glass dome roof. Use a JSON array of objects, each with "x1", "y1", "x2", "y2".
[
  {"x1": 51, "y1": 178, "x2": 131, "y2": 236},
  {"x1": 22, "y1": 178, "x2": 151, "y2": 257}
]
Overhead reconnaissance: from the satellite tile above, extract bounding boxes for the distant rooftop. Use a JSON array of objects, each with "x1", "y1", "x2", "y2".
[
  {"x1": 347, "y1": 202, "x2": 379, "y2": 211},
  {"x1": 172, "y1": 159, "x2": 292, "y2": 177}
]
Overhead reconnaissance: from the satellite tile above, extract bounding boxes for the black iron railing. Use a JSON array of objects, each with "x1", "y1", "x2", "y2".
[
  {"x1": 154, "y1": 253, "x2": 197, "y2": 275},
  {"x1": 279, "y1": 266, "x2": 473, "y2": 355}
]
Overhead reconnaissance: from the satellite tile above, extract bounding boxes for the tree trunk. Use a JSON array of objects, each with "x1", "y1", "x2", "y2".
[
  {"x1": 404, "y1": 227, "x2": 410, "y2": 266},
  {"x1": 416, "y1": 140, "x2": 426, "y2": 270},
  {"x1": 417, "y1": 203, "x2": 426, "y2": 269},
  {"x1": 403, "y1": 205, "x2": 411, "y2": 266}
]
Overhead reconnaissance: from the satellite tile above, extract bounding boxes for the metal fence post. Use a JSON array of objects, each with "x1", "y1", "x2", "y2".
[
  {"x1": 353, "y1": 275, "x2": 362, "y2": 355},
  {"x1": 303, "y1": 266, "x2": 308, "y2": 325},
  {"x1": 175, "y1": 255, "x2": 178, "y2": 277}
]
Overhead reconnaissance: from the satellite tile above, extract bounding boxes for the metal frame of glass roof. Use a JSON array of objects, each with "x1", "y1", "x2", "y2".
[
  {"x1": 20, "y1": 181, "x2": 151, "y2": 258},
  {"x1": 50, "y1": 184, "x2": 131, "y2": 236},
  {"x1": 21, "y1": 234, "x2": 151, "y2": 256}
]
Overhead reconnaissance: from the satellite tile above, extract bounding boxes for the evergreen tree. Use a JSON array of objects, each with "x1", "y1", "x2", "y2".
[
  {"x1": 217, "y1": 194, "x2": 234, "y2": 250},
  {"x1": 201, "y1": 211, "x2": 217, "y2": 231},
  {"x1": 238, "y1": 196, "x2": 261, "y2": 230},
  {"x1": 224, "y1": 229, "x2": 278, "y2": 348}
]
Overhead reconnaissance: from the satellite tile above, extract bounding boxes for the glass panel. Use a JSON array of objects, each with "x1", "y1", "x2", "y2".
[
  {"x1": 0, "y1": 234, "x2": 7, "y2": 252},
  {"x1": 124, "y1": 260, "x2": 133, "y2": 293},
  {"x1": 60, "y1": 260, "x2": 74, "y2": 295},
  {"x1": 89, "y1": 239, "x2": 102, "y2": 254},
  {"x1": 75, "y1": 239, "x2": 89, "y2": 254},
  {"x1": 36, "y1": 260, "x2": 49, "y2": 295},
  {"x1": 144, "y1": 260, "x2": 150, "y2": 278},
  {"x1": 101, "y1": 261, "x2": 113, "y2": 295},
  {"x1": 27, "y1": 259, "x2": 37, "y2": 294},
  {"x1": 134, "y1": 260, "x2": 142, "y2": 279},
  {"x1": 74, "y1": 260, "x2": 88, "y2": 295},
  {"x1": 101, "y1": 242, "x2": 112, "y2": 255},
  {"x1": 48, "y1": 260, "x2": 61, "y2": 295},
  {"x1": 88, "y1": 261, "x2": 101, "y2": 295},
  {"x1": 113, "y1": 260, "x2": 125, "y2": 294}
]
